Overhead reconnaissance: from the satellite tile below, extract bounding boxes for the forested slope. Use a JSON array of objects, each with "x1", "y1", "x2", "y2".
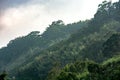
[
  {"x1": 11, "y1": 1, "x2": 120, "y2": 80},
  {"x1": 0, "y1": 20, "x2": 87, "y2": 71},
  {"x1": 0, "y1": 0, "x2": 120, "y2": 80}
]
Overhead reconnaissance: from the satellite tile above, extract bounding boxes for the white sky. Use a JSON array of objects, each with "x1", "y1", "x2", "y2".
[{"x1": 0, "y1": 0, "x2": 119, "y2": 48}]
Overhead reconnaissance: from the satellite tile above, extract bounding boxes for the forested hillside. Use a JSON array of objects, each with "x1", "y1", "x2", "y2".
[
  {"x1": 47, "y1": 33, "x2": 120, "y2": 80},
  {"x1": 55, "y1": 55, "x2": 120, "y2": 80},
  {"x1": 0, "y1": 20, "x2": 87, "y2": 71},
  {"x1": 0, "y1": 0, "x2": 120, "y2": 80}
]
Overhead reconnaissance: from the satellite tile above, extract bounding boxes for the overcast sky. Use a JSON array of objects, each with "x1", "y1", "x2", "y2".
[{"x1": 0, "y1": 0, "x2": 119, "y2": 48}]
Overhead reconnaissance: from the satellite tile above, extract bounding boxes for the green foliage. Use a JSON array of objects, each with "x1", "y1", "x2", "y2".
[
  {"x1": 56, "y1": 56, "x2": 120, "y2": 80},
  {"x1": 102, "y1": 33, "x2": 120, "y2": 58},
  {"x1": 0, "y1": 71, "x2": 7, "y2": 80},
  {"x1": 0, "y1": 20, "x2": 87, "y2": 71},
  {"x1": 9, "y1": 1, "x2": 120, "y2": 80},
  {"x1": 46, "y1": 62, "x2": 61, "y2": 80},
  {"x1": 0, "y1": 1, "x2": 120, "y2": 80}
]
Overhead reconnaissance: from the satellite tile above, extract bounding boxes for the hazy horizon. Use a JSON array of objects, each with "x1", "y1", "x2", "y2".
[{"x1": 0, "y1": 0, "x2": 119, "y2": 48}]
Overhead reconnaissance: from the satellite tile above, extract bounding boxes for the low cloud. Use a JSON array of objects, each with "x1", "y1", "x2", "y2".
[
  {"x1": 0, "y1": 0, "x2": 29, "y2": 10},
  {"x1": 0, "y1": 26, "x2": 3, "y2": 31},
  {"x1": 0, "y1": 16, "x2": 4, "y2": 31}
]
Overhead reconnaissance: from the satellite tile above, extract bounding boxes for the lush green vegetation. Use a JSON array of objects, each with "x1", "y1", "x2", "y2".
[
  {"x1": 48, "y1": 33, "x2": 120, "y2": 80},
  {"x1": 0, "y1": 0, "x2": 120, "y2": 80},
  {"x1": 0, "y1": 20, "x2": 87, "y2": 71},
  {"x1": 0, "y1": 71, "x2": 7, "y2": 80},
  {"x1": 55, "y1": 55, "x2": 120, "y2": 80}
]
